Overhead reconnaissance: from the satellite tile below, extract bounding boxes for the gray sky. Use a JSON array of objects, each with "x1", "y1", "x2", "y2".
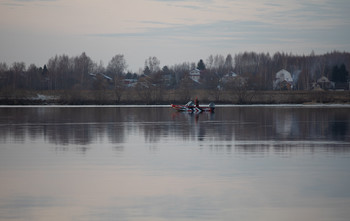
[{"x1": 1, "y1": 0, "x2": 349, "y2": 72}]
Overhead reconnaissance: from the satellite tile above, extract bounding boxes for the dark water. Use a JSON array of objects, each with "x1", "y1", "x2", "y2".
[{"x1": 0, "y1": 105, "x2": 349, "y2": 221}]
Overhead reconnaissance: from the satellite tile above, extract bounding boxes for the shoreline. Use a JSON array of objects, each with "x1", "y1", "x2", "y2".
[
  {"x1": 0, "y1": 90, "x2": 349, "y2": 105},
  {"x1": 1, "y1": 104, "x2": 350, "y2": 109}
]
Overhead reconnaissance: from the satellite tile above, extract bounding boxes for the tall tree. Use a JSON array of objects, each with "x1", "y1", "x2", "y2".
[
  {"x1": 145, "y1": 56, "x2": 160, "y2": 74},
  {"x1": 73, "y1": 52, "x2": 94, "y2": 88},
  {"x1": 107, "y1": 55, "x2": 127, "y2": 103},
  {"x1": 0, "y1": 62, "x2": 8, "y2": 72},
  {"x1": 107, "y1": 54, "x2": 127, "y2": 77},
  {"x1": 0, "y1": 63, "x2": 9, "y2": 89},
  {"x1": 26, "y1": 64, "x2": 41, "y2": 90},
  {"x1": 206, "y1": 55, "x2": 214, "y2": 70},
  {"x1": 47, "y1": 54, "x2": 72, "y2": 90},
  {"x1": 214, "y1": 54, "x2": 225, "y2": 74},
  {"x1": 10, "y1": 62, "x2": 26, "y2": 89},
  {"x1": 332, "y1": 64, "x2": 349, "y2": 83},
  {"x1": 197, "y1": 59, "x2": 206, "y2": 70},
  {"x1": 143, "y1": 66, "x2": 151, "y2": 76},
  {"x1": 224, "y1": 54, "x2": 233, "y2": 73}
]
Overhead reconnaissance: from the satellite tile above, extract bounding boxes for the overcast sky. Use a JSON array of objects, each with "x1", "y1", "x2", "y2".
[{"x1": 1, "y1": 0, "x2": 349, "y2": 72}]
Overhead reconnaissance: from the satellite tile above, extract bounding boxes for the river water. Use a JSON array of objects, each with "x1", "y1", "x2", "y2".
[{"x1": 0, "y1": 105, "x2": 349, "y2": 221}]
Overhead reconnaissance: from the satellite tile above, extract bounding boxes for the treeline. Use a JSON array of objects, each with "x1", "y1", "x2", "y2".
[{"x1": 0, "y1": 51, "x2": 349, "y2": 103}]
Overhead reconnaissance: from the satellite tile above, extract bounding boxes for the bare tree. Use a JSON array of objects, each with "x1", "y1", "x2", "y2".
[
  {"x1": 107, "y1": 54, "x2": 127, "y2": 77},
  {"x1": 202, "y1": 71, "x2": 221, "y2": 101},
  {"x1": 107, "y1": 54, "x2": 127, "y2": 103},
  {"x1": 225, "y1": 76, "x2": 254, "y2": 104},
  {"x1": 224, "y1": 54, "x2": 234, "y2": 74},
  {"x1": 73, "y1": 52, "x2": 94, "y2": 88},
  {"x1": 0, "y1": 62, "x2": 8, "y2": 72},
  {"x1": 0, "y1": 63, "x2": 9, "y2": 89},
  {"x1": 206, "y1": 55, "x2": 214, "y2": 70},
  {"x1": 26, "y1": 64, "x2": 39, "y2": 89},
  {"x1": 171, "y1": 62, "x2": 192, "y2": 87},
  {"x1": 135, "y1": 76, "x2": 153, "y2": 104},
  {"x1": 114, "y1": 75, "x2": 125, "y2": 103},
  {"x1": 145, "y1": 56, "x2": 160, "y2": 74},
  {"x1": 93, "y1": 73, "x2": 108, "y2": 103},
  {"x1": 214, "y1": 54, "x2": 225, "y2": 75},
  {"x1": 11, "y1": 62, "x2": 26, "y2": 89},
  {"x1": 47, "y1": 54, "x2": 72, "y2": 90},
  {"x1": 178, "y1": 73, "x2": 193, "y2": 102}
]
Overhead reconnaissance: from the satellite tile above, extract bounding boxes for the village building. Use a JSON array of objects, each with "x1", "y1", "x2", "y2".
[
  {"x1": 312, "y1": 76, "x2": 334, "y2": 90},
  {"x1": 123, "y1": 78, "x2": 137, "y2": 87},
  {"x1": 273, "y1": 69, "x2": 294, "y2": 90},
  {"x1": 161, "y1": 73, "x2": 173, "y2": 88},
  {"x1": 221, "y1": 71, "x2": 238, "y2": 84},
  {"x1": 189, "y1": 69, "x2": 201, "y2": 83},
  {"x1": 89, "y1": 73, "x2": 112, "y2": 82}
]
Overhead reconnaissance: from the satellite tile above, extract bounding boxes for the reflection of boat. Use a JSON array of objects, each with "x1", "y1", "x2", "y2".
[{"x1": 171, "y1": 101, "x2": 215, "y2": 113}]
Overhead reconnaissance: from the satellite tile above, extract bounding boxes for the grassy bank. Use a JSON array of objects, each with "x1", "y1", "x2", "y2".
[{"x1": 0, "y1": 89, "x2": 349, "y2": 105}]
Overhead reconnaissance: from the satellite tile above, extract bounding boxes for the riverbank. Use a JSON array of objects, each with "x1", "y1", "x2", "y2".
[{"x1": 0, "y1": 89, "x2": 349, "y2": 105}]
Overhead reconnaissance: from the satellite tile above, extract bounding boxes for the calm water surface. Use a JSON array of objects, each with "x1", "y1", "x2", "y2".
[{"x1": 0, "y1": 105, "x2": 350, "y2": 221}]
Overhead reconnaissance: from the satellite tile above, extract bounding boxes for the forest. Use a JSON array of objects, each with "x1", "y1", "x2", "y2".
[{"x1": 0, "y1": 51, "x2": 349, "y2": 104}]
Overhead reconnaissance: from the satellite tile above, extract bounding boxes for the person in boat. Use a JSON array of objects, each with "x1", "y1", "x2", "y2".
[
  {"x1": 194, "y1": 97, "x2": 202, "y2": 111},
  {"x1": 195, "y1": 97, "x2": 199, "y2": 107}
]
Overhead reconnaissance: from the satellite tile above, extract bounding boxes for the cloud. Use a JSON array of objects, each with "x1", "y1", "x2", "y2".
[
  {"x1": 259, "y1": 0, "x2": 350, "y2": 28},
  {"x1": 89, "y1": 17, "x2": 342, "y2": 46},
  {"x1": 151, "y1": 0, "x2": 214, "y2": 11},
  {"x1": 0, "y1": 0, "x2": 349, "y2": 70},
  {"x1": 1, "y1": 0, "x2": 57, "y2": 7},
  {"x1": 87, "y1": 11, "x2": 350, "y2": 63},
  {"x1": 11, "y1": 0, "x2": 56, "y2": 2}
]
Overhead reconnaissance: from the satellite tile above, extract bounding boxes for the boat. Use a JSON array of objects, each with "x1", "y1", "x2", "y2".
[{"x1": 171, "y1": 101, "x2": 215, "y2": 113}]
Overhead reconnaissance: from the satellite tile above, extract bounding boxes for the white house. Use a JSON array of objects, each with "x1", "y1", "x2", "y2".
[
  {"x1": 273, "y1": 69, "x2": 294, "y2": 90},
  {"x1": 189, "y1": 69, "x2": 201, "y2": 83}
]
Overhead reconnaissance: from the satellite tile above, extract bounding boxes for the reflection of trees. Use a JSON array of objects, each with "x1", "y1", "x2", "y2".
[
  {"x1": 168, "y1": 106, "x2": 350, "y2": 153},
  {"x1": 0, "y1": 107, "x2": 126, "y2": 147},
  {"x1": 215, "y1": 106, "x2": 350, "y2": 143},
  {"x1": 331, "y1": 116, "x2": 349, "y2": 141},
  {"x1": 0, "y1": 107, "x2": 349, "y2": 154}
]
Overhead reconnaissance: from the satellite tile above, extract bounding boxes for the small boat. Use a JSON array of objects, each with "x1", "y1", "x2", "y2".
[{"x1": 171, "y1": 101, "x2": 215, "y2": 113}]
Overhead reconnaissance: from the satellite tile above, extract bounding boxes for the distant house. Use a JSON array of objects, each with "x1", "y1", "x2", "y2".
[
  {"x1": 189, "y1": 69, "x2": 201, "y2": 83},
  {"x1": 162, "y1": 73, "x2": 173, "y2": 87},
  {"x1": 221, "y1": 71, "x2": 238, "y2": 83},
  {"x1": 313, "y1": 76, "x2": 334, "y2": 90},
  {"x1": 89, "y1": 73, "x2": 113, "y2": 82},
  {"x1": 123, "y1": 78, "x2": 137, "y2": 87},
  {"x1": 273, "y1": 69, "x2": 293, "y2": 90}
]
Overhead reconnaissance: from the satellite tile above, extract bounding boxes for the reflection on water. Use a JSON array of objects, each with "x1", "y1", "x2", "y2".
[
  {"x1": 0, "y1": 105, "x2": 350, "y2": 221},
  {"x1": 1, "y1": 106, "x2": 349, "y2": 149}
]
